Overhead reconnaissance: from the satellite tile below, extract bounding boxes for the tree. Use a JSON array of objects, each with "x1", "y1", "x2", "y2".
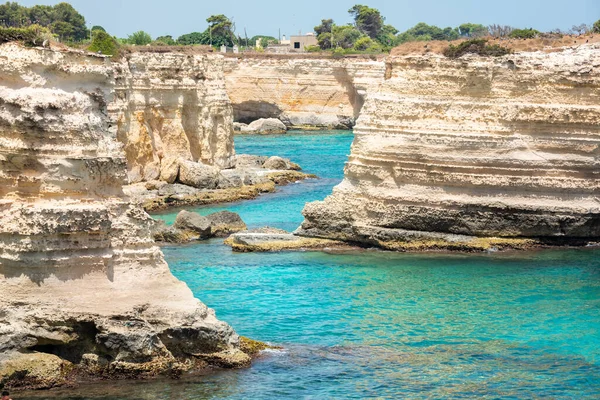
[
  {"x1": 177, "y1": 14, "x2": 236, "y2": 47},
  {"x1": 458, "y1": 23, "x2": 488, "y2": 37},
  {"x1": 50, "y1": 2, "x2": 87, "y2": 41},
  {"x1": 91, "y1": 25, "x2": 105, "y2": 32},
  {"x1": 317, "y1": 32, "x2": 333, "y2": 49},
  {"x1": 205, "y1": 14, "x2": 236, "y2": 47},
  {"x1": 571, "y1": 23, "x2": 589, "y2": 35},
  {"x1": 509, "y1": 28, "x2": 539, "y2": 39},
  {"x1": 594, "y1": 20, "x2": 600, "y2": 33},
  {"x1": 376, "y1": 24, "x2": 398, "y2": 48},
  {"x1": 155, "y1": 35, "x2": 176, "y2": 45},
  {"x1": 0, "y1": 1, "x2": 88, "y2": 41},
  {"x1": 177, "y1": 31, "x2": 206, "y2": 45},
  {"x1": 353, "y1": 36, "x2": 373, "y2": 51},
  {"x1": 396, "y1": 23, "x2": 458, "y2": 44},
  {"x1": 488, "y1": 24, "x2": 513, "y2": 38},
  {"x1": 88, "y1": 30, "x2": 119, "y2": 55},
  {"x1": 314, "y1": 19, "x2": 333, "y2": 35},
  {"x1": 29, "y1": 5, "x2": 54, "y2": 26},
  {"x1": 127, "y1": 30, "x2": 152, "y2": 45},
  {"x1": 332, "y1": 24, "x2": 362, "y2": 49},
  {"x1": 348, "y1": 4, "x2": 383, "y2": 38}
]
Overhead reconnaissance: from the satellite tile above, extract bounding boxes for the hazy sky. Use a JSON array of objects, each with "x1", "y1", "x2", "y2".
[{"x1": 15, "y1": 0, "x2": 600, "y2": 39}]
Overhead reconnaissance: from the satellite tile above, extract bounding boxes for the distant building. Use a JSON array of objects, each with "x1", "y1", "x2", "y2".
[
  {"x1": 289, "y1": 32, "x2": 317, "y2": 50},
  {"x1": 265, "y1": 32, "x2": 318, "y2": 53}
]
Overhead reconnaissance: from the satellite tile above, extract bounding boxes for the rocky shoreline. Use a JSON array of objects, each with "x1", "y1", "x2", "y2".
[{"x1": 124, "y1": 154, "x2": 316, "y2": 212}]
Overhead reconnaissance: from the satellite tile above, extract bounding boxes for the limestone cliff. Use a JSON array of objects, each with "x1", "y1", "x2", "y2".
[
  {"x1": 299, "y1": 45, "x2": 600, "y2": 250},
  {"x1": 224, "y1": 56, "x2": 385, "y2": 129},
  {"x1": 114, "y1": 51, "x2": 235, "y2": 184},
  {"x1": 0, "y1": 43, "x2": 248, "y2": 389}
]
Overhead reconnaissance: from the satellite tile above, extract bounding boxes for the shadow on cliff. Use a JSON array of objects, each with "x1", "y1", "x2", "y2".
[{"x1": 233, "y1": 101, "x2": 282, "y2": 123}]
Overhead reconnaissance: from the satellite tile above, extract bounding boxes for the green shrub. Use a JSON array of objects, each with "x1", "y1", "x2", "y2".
[
  {"x1": 353, "y1": 36, "x2": 373, "y2": 51},
  {"x1": 0, "y1": 24, "x2": 50, "y2": 46},
  {"x1": 88, "y1": 30, "x2": 119, "y2": 56},
  {"x1": 306, "y1": 45, "x2": 321, "y2": 52},
  {"x1": 509, "y1": 28, "x2": 539, "y2": 39},
  {"x1": 443, "y1": 39, "x2": 511, "y2": 58},
  {"x1": 594, "y1": 20, "x2": 600, "y2": 34}
]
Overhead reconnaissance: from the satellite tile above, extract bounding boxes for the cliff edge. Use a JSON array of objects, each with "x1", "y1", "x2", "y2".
[
  {"x1": 298, "y1": 44, "x2": 600, "y2": 250},
  {"x1": 0, "y1": 43, "x2": 248, "y2": 390}
]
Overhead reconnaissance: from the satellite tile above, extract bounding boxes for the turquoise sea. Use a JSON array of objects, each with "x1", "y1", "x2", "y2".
[{"x1": 22, "y1": 131, "x2": 600, "y2": 399}]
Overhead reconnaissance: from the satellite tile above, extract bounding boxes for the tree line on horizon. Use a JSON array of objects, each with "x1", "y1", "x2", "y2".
[{"x1": 1, "y1": 1, "x2": 599, "y2": 56}]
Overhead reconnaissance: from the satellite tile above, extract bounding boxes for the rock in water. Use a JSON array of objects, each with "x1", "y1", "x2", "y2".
[
  {"x1": 244, "y1": 118, "x2": 287, "y2": 134},
  {"x1": 207, "y1": 211, "x2": 247, "y2": 237},
  {"x1": 178, "y1": 160, "x2": 222, "y2": 189},
  {"x1": 298, "y1": 44, "x2": 600, "y2": 250},
  {"x1": 262, "y1": 156, "x2": 289, "y2": 170},
  {"x1": 0, "y1": 43, "x2": 248, "y2": 390},
  {"x1": 174, "y1": 210, "x2": 212, "y2": 239}
]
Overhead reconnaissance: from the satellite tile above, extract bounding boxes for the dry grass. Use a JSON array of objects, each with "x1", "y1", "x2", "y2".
[{"x1": 391, "y1": 33, "x2": 600, "y2": 56}]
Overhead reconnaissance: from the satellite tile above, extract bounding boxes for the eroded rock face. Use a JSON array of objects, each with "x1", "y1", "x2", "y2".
[
  {"x1": 114, "y1": 51, "x2": 235, "y2": 184},
  {"x1": 0, "y1": 43, "x2": 247, "y2": 389},
  {"x1": 224, "y1": 56, "x2": 385, "y2": 129},
  {"x1": 298, "y1": 45, "x2": 600, "y2": 248}
]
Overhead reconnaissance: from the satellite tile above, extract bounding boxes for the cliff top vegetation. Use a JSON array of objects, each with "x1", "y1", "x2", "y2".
[{"x1": 0, "y1": 1, "x2": 598, "y2": 58}]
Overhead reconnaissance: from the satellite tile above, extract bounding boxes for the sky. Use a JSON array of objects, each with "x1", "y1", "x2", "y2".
[{"x1": 15, "y1": 0, "x2": 600, "y2": 39}]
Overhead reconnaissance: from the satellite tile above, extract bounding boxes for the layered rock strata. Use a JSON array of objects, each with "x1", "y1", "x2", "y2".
[
  {"x1": 299, "y1": 45, "x2": 600, "y2": 250},
  {"x1": 224, "y1": 56, "x2": 385, "y2": 129},
  {"x1": 114, "y1": 51, "x2": 235, "y2": 184},
  {"x1": 0, "y1": 43, "x2": 248, "y2": 389}
]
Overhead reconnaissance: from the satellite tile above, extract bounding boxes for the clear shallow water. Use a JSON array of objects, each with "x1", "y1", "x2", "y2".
[
  {"x1": 22, "y1": 131, "x2": 600, "y2": 399},
  {"x1": 152, "y1": 130, "x2": 354, "y2": 231}
]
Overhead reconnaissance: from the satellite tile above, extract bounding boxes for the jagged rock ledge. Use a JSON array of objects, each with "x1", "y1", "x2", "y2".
[
  {"x1": 0, "y1": 43, "x2": 254, "y2": 391},
  {"x1": 296, "y1": 44, "x2": 600, "y2": 251},
  {"x1": 125, "y1": 155, "x2": 316, "y2": 212},
  {"x1": 224, "y1": 228, "x2": 350, "y2": 252}
]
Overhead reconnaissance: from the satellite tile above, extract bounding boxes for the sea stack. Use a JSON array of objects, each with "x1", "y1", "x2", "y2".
[
  {"x1": 0, "y1": 43, "x2": 248, "y2": 389},
  {"x1": 298, "y1": 44, "x2": 600, "y2": 250}
]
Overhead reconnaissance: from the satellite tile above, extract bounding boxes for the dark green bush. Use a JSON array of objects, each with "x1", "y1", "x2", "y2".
[
  {"x1": 443, "y1": 39, "x2": 511, "y2": 58},
  {"x1": 509, "y1": 28, "x2": 539, "y2": 39},
  {"x1": 0, "y1": 24, "x2": 49, "y2": 46},
  {"x1": 88, "y1": 30, "x2": 119, "y2": 56},
  {"x1": 594, "y1": 20, "x2": 600, "y2": 34}
]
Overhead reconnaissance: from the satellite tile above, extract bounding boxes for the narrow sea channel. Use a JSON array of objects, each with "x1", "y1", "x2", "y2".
[{"x1": 24, "y1": 130, "x2": 600, "y2": 399}]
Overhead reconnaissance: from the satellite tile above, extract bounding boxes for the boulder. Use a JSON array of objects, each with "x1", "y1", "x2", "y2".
[
  {"x1": 160, "y1": 157, "x2": 180, "y2": 183},
  {"x1": 157, "y1": 183, "x2": 198, "y2": 197},
  {"x1": 143, "y1": 162, "x2": 161, "y2": 181},
  {"x1": 246, "y1": 118, "x2": 287, "y2": 134},
  {"x1": 152, "y1": 220, "x2": 194, "y2": 243},
  {"x1": 233, "y1": 122, "x2": 248, "y2": 132},
  {"x1": 173, "y1": 211, "x2": 212, "y2": 239},
  {"x1": 263, "y1": 156, "x2": 288, "y2": 170},
  {"x1": 178, "y1": 160, "x2": 221, "y2": 189},
  {"x1": 234, "y1": 154, "x2": 269, "y2": 168},
  {"x1": 206, "y1": 211, "x2": 247, "y2": 237}
]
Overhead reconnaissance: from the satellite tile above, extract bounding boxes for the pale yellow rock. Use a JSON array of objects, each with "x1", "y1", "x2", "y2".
[
  {"x1": 0, "y1": 43, "x2": 246, "y2": 387},
  {"x1": 114, "y1": 52, "x2": 236, "y2": 183},
  {"x1": 223, "y1": 56, "x2": 385, "y2": 128},
  {"x1": 299, "y1": 44, "x2": 600, "y2": 247}
]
